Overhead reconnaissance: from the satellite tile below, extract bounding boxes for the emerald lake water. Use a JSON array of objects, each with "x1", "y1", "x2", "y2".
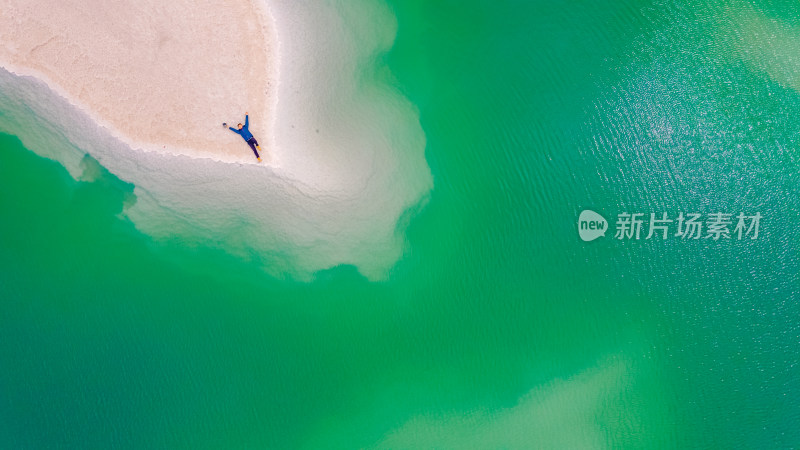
[{"x1": 2, "y1": 0, "x2": 800, "y2": 448}]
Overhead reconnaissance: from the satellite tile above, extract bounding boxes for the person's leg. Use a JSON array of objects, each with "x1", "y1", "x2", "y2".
[{"x1": 247, "y1": 139, "x2": 260, "y2": 159}]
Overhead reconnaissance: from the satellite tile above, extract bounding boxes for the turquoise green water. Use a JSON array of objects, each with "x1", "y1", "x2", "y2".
[{"x1": 2, "y1": 0, "x2": 800, "y2": 448}]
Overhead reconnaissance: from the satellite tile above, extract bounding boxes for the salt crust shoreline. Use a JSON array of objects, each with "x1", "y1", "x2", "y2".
[
  {"x1": 0, "y1": 0, "x2": 434, "y2": 280},
  {"x1": 0, "y1": 0, "x2": 279, "y2": 165}
]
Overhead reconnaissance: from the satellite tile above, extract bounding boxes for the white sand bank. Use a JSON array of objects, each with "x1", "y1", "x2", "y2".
[
  {"x1": 0, "y1": 0, "x2": 432, "y2": 280},
  {"x1": 0, "y1": 0, "x2": 276, "y2": 162}
]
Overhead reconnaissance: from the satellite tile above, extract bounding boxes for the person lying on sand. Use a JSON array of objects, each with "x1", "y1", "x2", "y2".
[{"x1": 225, "y1": 112, "x2": 262, "y2": 162}]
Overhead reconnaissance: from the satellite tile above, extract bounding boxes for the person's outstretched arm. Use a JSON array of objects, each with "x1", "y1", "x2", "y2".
[
  {"x1": 229, "y1": 126, "x2": 240, "y2": 134},
  {"x1": 245, "y1": 113, "x2": 249, "y2": 128}
]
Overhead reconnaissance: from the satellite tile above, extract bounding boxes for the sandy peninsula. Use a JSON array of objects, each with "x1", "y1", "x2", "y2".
[
  {"x1": 0, "y1": 0, "x2": 276, "y2": 162},
  {"x1": 0, "y1": 0, "x2": 433, "y2": 280}
]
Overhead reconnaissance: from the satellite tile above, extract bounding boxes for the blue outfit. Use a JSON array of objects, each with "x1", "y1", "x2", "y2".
[
  {"x1": 228, "y1": 115, "x2": 260, "y2": 159},
  {"x1": 229, "y1": 115, "x2": 254, "y2": 141}
]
